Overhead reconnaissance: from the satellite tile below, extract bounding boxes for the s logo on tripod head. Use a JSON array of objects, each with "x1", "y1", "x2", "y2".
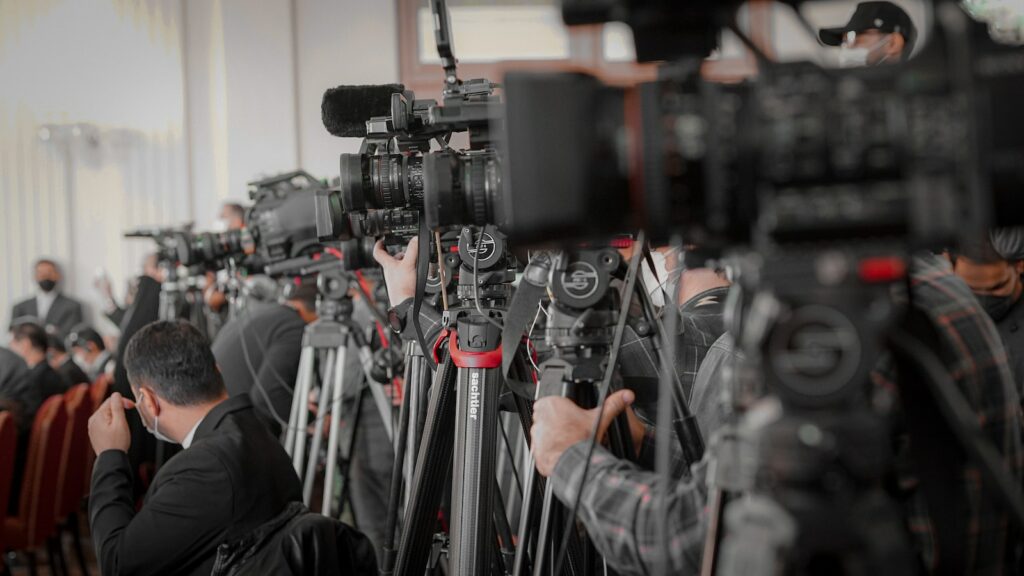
[
  {"x1": 464, "y1": 232, "x2": 496, "y2": 261},
  {"x1": 561, "y1": 262, "x2": 600, "y2": 301}
]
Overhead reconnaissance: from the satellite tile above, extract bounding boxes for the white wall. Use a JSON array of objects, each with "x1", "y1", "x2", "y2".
[
  {"x1": 0, "y1": 0, "x2": 399, "y2": 336},
  {"x1": 294, "y1": 0, "x2": 400, "y2": 179},
  {"x1": 0, "y1": 0, "x2": 191, "y2": 334}
]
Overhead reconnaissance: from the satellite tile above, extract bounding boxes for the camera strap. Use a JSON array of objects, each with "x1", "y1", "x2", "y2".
[
  {"x1": 500, "y1": 251, "x2": 552, "y2": 383},
  {"x1": 411, "y1": 223, "x2": 437, "y2": 371}
]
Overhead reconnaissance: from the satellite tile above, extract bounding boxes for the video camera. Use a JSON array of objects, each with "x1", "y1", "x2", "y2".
[
  {"x1": 501, "y1": 0, "x2": 1024, "y2": 252},
  {"x1": 314, "y1": 0, "x2": 504, "y2": 247},
  {"x1": 137, "y1": 171, "x2": 328, "y2": 277}
]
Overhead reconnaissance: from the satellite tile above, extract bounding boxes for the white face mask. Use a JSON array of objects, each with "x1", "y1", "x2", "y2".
[
  {"x1": 73, "y1": 353, "x2": 89, "y2": 368},
  {"x1": 839, "y1": 34, "x2": 893, "y2": 68},
  {"x1": 138, "y1": 391, "x2": 176, "y2": 444}
]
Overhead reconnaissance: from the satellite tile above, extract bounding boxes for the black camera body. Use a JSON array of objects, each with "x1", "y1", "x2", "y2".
[
  {"x1": 166, "y1": 171, "x2": 326, "y2": 277},
  {"x1": 502, "y1": 0, "x2": 1024, "y2": 253}
]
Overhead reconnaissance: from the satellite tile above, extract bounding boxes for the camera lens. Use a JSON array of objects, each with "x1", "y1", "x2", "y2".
[
  {"x1": 340, "y1": 153, "x2": 424, "y2": 211},
  {"x1": 339, "y1": 154, "x2": 368, "y2": 211},
  {"x1": 176, "y1": 229, "x2": 246, "y2": 267},
  {"x1": 423, "y1": 150, "x2": 501, "y2": 229},
  {"x1": 339, "y1": 237, "x2": 378, "y2": 271}
]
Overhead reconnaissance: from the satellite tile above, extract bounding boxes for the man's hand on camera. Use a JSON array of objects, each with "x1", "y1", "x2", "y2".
[
  {"x1": 374, "y1": 237, "x2": 419, "y2": 305},
  {"x1": 531, "y1": 389, "x2": 635, "y2": 477},
  {"x1": 89, "y1": 392, "x2": 134, "y2": 455}
]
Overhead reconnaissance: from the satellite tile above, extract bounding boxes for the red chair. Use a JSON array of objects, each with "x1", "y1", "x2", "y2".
[
  {"x1": 83, "y1": 373, "x2": 112, "y2": 496},
  {"x1": 90, "y1": 373, "x2": 111, "y2": 411},
  {"x1": 0, "y1": 412, "x2": 17, "y2": 550},
  {"x1": 53, "y1": 385, "x2": 91, "y2": 574},
  {"x1": 1, "y1": 395, "x2": 68, "y2": 575}
]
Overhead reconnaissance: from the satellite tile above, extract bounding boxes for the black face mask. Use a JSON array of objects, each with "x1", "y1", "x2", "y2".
[
  {"x1": 38, "y1": 279, "x2": 57, "y2": 293},
  {"x1": 978, "y1": 292, "x2": 1019, "y2": 322}
]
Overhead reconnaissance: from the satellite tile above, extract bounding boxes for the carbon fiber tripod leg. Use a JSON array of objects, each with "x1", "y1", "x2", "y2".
[{"x1": 393, "y1": 353, "x2": 458, "y2": 576}]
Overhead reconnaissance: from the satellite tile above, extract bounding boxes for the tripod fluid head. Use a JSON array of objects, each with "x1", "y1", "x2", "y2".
[{"x1": 315, "y1": 269, "x2": 355, "y2": 322}]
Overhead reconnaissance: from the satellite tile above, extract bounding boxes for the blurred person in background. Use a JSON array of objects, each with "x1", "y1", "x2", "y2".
[
  {"x1": 204, "y1": 202, "x2": 249, "y2": 337},
  {"x1": 95, "y1": 253, "x2": 162, "y2": 326},
  {"x1": 0, "y1": 345, "x2": 27, "y2": 396},
  {"x1": 68, "y1": 324, "x2": 115, "y2": 381},
  {"x1": 47, "y1": 332, "x2": 90, "y2": 387},
  {"x1": 2, "y1": 321, "x2": 69, "y2": 514},
  {"x1": 109, "y1": 252, "x2": 165, "y2": 497},
  {"x1": 212, "y1": 276, "x2": 318, "y2": 436},
  {"x1": 9, "y1": 258, "x2": 84, "y2": 338}
]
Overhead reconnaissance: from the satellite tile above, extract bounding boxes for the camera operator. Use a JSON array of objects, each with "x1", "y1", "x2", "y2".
[
  {"x1": 951, "y1": 228, "x2": 1024, "y2": 400},
  {"x1": 818, "y1": 1, "x2": 917, "y2": 66},
  {"x1": 211, "y1": 277, "x2": 318, "y2": 436},
  {"x1": 204, "y1": 202, "x2": 248, "y2": 336},
  {"x1": 88, "y1": 320, "x2": 303, "y2": 576}
]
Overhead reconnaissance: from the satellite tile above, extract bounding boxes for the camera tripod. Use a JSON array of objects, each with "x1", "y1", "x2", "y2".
[
  {"x1": 704, "y1": 250, "x2": 916, "y2": 576},
  {"x1": 510, "y1": 247, "x2": 640, "y2": 576},
  {"x1": 283, "y1": 269, "x2": 396, "y2": 516},
  {"x1": 390, "y1": 226, "x2": 535, "y2": 576}
]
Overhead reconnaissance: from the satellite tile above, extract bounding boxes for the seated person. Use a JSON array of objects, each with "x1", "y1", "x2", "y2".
[
  {"x1": 211, "y1": 278, "x2": 318, "y2": 435},
  {"x1": 47, "y1": 332, "x2": 90, "y2": 387},
  {"x1": 3, "y1": 321, "x2": 68, "y2": 431},
  {"x1": 88, "y1": 320, "x2": 303, "y2": 576},
  {"x1": 68, "y1": 324, "x2": 115, "y2": 382},
  {"x1": 0, "y1": 346, "x2": 27, "y2": 396},
  {"x1": 2, "y1": 321, "x2": 69, "y2": 514}
]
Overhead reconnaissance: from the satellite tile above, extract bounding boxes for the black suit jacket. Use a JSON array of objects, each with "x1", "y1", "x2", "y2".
[
  {"x1": 89, "y1": 395, "x2": 303, "y2": 576},
  {"x1": 9, "y1": 292, "x2": 84, "y2": 337},
  {"x1": 57, "y1": 358, "x2": 91, "y2": 387}
]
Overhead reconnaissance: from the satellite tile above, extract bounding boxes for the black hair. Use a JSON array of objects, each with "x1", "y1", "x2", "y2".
[
  {"x1": 34, "y1": 258, "x2": 60, "y2": 274},
  {"x1": 222, "y1": 202, "x2": 246, "y2": 222},
  {"x1": 123, "y1": 320, "x2": 225, "y2": 406},
  {"x1": 68, "y1": 324, "x2": 105, "y2": 351},
  {"x1": 47, "y1": 333, "x2": 66, "y2": 353},
  {"x1": 11, "y1": 322, "x2": 48, "y2": 353}
]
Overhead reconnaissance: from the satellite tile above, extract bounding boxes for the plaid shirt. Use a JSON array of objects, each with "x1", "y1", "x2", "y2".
[
  {"x1": 550, "y1": 254, "x2": 1024, "y2": 576},
  {"x1": 873, "y1": 254, "x2": 1024, "y2": 575}
]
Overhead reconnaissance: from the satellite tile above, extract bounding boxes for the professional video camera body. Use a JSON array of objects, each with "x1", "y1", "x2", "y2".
[
  {"x1": 497, "y1": 1, "x2": 1024, "y2": 574},
  {"x1": 502, "y1": 1, "x2": 1024, "y2": 251}
]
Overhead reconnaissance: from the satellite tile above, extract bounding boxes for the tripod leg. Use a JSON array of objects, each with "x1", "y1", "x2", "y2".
[
  {"x1": 356, "y1": 344, "x2": 396, "y2": 442},
  {"x1": 286, "y1": 346, "x2": 316, "y2": 461},
  {"x1": 393, "y1": 353, "x2": 459, "y2": 576},
  {"x1": 449, "y1": 365, "x2": 502, "y2": 575},
  {"x1": 322, "y1": 345, "x2": 348, "y2": 516},
  {"x1": 405, "y1": 344, "x2": 430, "y2": 494},
  {"x1": 304, "y1": 348, "x2": 337, "y2": 506},
  {"x1": 367, "y1": 372, "x2": 395, "y2": 443},
  {"x1": 380, "y1": 353, "x2": 414, "y2": 576},
  {"x1": 513, "y1": 459, "x2": 541, "y2": 576}
]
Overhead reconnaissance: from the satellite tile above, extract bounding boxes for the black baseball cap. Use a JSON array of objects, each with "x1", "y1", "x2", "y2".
[{"x1": 819, "y1": 2, "x2": 917, "y2": 54}]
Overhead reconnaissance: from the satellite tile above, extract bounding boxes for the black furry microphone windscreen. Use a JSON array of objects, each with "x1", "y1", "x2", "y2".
[{"x1": 321, "y1": 84, "x2": 405, "y2": 138}]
